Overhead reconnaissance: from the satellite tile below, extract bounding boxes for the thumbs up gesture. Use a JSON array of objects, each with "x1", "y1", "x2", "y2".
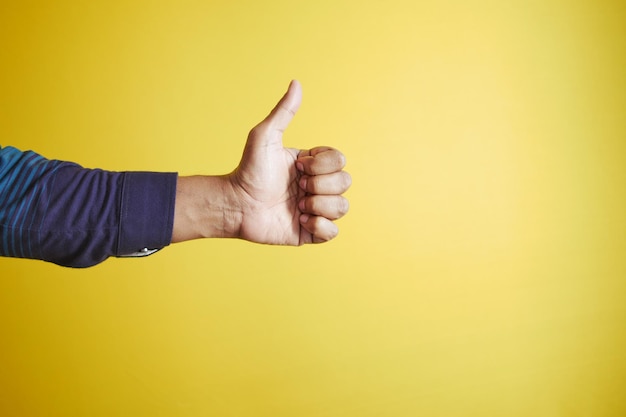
[
  {"x1": 171, "y1": 81, "x2": 351, "y2": 245},
  {"x1": 231, "y1": 80, "x2": 351, "y2": 245}
]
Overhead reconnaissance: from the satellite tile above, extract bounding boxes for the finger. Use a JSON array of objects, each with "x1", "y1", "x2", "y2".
[
  {"x1": 296, "y1": 147, "x2": 346, "y2": 175},
  {"x1": 298, "y1": 146, "x2": 335, "y2": 157},
  {"x1": 299, "y1": 195, "x2": 349, "y2": 220},
  {"x1": 299, "y1": 214, "x2": 339, "y2": 243},
  {"x1": 251, "y1": 80, "x2": 302, "y2": 145},
  {"x1": 299, "y1": 171, "x2": 352, "y2": 195}
]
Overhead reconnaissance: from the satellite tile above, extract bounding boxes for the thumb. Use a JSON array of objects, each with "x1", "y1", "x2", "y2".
[{"x1": 252, "y1": 80, "x2": 302, "y2": 146}]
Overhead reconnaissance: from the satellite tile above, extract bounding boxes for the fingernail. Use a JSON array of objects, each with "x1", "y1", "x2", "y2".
[
  {"x1": 299, "y1": 213, "x2": 309, "y2": 223},
  {"x1": 296, "y1": 162, "x2": 304, "y2": 172},
  {"x1": 299, "y1": 177, "x2": 307, "y2": 189},
  {"x1": 298, "y1": 199, "x2": 306, "y2": 211}
]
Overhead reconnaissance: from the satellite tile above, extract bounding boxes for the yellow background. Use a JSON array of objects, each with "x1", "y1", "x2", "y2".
[{"x1": 1, "y1": 0, "x2": 625, "y2": 416}]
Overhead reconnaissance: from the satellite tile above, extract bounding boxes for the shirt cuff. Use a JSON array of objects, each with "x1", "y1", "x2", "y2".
[{"x1": 116, "y1": 171, "x2": 178, "y2": 257}]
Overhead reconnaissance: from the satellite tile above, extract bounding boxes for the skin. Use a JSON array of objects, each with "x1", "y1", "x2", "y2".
[{"x1": 171, "y1": 80, "x2": 351, "y2": 245}]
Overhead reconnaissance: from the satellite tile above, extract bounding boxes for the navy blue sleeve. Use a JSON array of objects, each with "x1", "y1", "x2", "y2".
[{"x1": 0, "y1": 145, "x2": 177, "y2": 268}]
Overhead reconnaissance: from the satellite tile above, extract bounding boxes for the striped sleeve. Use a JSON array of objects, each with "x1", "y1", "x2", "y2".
[{"x1": 0, "y1": 145, "x2": 177, "y2": 268}]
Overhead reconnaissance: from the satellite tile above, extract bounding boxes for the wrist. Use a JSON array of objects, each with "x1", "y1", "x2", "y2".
[{"x1": 171, "y1": 175, "x2": 243, "y2": 243}]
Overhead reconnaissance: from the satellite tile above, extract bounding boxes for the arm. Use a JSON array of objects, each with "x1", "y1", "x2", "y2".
[
  {"x1": 0, "y1": 148, "x2": 176, "y2": 267},
  {"x1": 0, "y1": 81, "x2": 350, "y2": 268}
]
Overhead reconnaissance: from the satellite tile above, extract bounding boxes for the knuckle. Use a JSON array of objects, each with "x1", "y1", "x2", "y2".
[
  {"x1": 309, "y1": 215, "x2": 324, "y2": 233},
  {"x1": 308, "y1": 177, "x2": 320, "y2": 193},
  {"x1": 304, "y1": 197, "x2": 316, "y2": 213},
  {"x1": 311, "y1": 146, "x2": 333, "y2": 156},
  {"x1": 301, "y1": 157, "x2": 315, "y2": 174},
  {"x1": 310, "y1": 197, "x2": 324, "y2": 213},
  {"x1": 309, "y1": 158, "x2": 323, "y2": 172}
]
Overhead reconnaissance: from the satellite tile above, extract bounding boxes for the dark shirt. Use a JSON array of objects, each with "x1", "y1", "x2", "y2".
[{"x1": 0, "y1": 146, "x2": 177, "y2": 267}]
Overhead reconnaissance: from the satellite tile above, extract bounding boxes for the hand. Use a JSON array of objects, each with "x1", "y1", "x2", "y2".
[
  {"x1": 230, "y1": 80, "x2": 351, "y2": 245},
  {"x1": 171, "y1": 81, "x2": 351, "y2": 245}
]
